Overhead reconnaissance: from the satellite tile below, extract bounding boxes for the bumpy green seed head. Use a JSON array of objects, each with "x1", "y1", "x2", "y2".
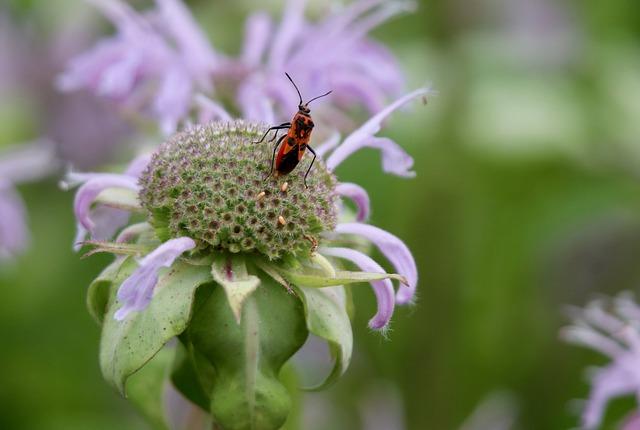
[{"x1": 139, "y1": 120, "x2": 338, "y2": 260}]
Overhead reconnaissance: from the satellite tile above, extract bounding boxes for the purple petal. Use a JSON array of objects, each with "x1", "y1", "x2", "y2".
[
  {"x1": 330, "y1": 71, "x2": 388, "y2": 114},
  {"x1": 238, "y1": 80, "x2": 275, "y2": 123},
  {"x1": 116, "y1": 222, "x2": 151, "y2": 244},
  {"x1": 336, "y1": 183, "x2": 370, "y2": 222},
  {"x1": 155, "y1": 0, "x2": 217, "y2": 86},
  {"x1": 74, "y1": 174, "x2": 139, "y2": 233},
  {"x1": 73, "y1": 222, "x2": 89, "y2": 252},
  {"x1": 562, "y1": 295, "x2": 640, "y2": 429},
  {"x1": 560, "y1": 325, "x2": 627, "y2": 359},
  {"x1": 74, "y1": 205, "x2": 132, "y2": 251},
  {"x1": 268, "y1": 0, "x2": 307, "y2": 69},
  {"x1": 96, "y1": 50, "x2": 142, "y2": 98},
  {"x1": 0, "y1": 181, "x2": 28, "y2": 259},
  {"x1": 88, "y1": 0, "x2": 148, "y2": 35},
  {"x1": 335, "y1": 223, "x2": 417, "y2": 304},
  {"x1": 152, "y1": 65, "x2": 193, "y2": 135},
  {"x1": 114, "y1": 237, "x2": 196, "y2": 320},
  {"x1": 320, "y1": 246, "x2": 395, "y2": 329},
  {"x1": 0, "y1": 140, "x2": 58, "y2": 184},
  {"x1": 326, "y1": 87, "x2": 431, "y2": 171},
  {"x1": 195, "y1": 94, "x2": 232, "y2": 123},
  {"x1": 346, "y1": 1, "x2": 416, "y2": 44},
  {"x1": 124, "y1": 153, "x2": 152, "y2": 178},
  {"x1": 622, "y1": 411, "x2": 640, "y2": 430},
  {"x1": 242, "y1": 12, "x2": 272, "y2": 66},
  {"x1": 91, "y1": 206, "x2": 131, "y2": 241},
  {"x1": 582, "y1": 364, "x2": 638, "y2": 429},
  {"x1": 365, "y1": 136, "x2": 415, "y2": 177},
  {"x1": 352, "y1": 40, "x2": 404, "y2": 95}
]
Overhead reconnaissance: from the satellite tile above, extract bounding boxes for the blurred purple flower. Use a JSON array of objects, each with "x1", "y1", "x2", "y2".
[
  {"x1": 58, "y1": 0, "x2": 218, "y2": 135},
  {"x1": 229, "y1": 0, "x2": 413, "y2": 124},
  {"x1": 0, "y1": 181, "x2": 29, "y2": 260},
  {"x1": 59, "y1": 0, "x2": 412, "y2": 133},
  {"x1": 1, "y1": 6, "x2": 131, "y2": 169},
  {"x1": 561, "y1": 293, "x2": 640, "y2": 429},
  {"x1": 0, "y1": 141, "x2": 58, "y2": 260}
]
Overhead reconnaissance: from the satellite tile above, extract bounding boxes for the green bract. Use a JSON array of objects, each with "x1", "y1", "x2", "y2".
[
  {"x1": 139, "y1": 121, "x2": 338, "y2": 260},
  {"x1": 87, "y1": 250, "x2": 405, "y2": 430}
]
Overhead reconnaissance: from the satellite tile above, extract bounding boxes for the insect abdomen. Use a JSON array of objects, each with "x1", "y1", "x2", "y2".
[{"x1": 276, "y1": 144, "x2": 303, "y2": 174}]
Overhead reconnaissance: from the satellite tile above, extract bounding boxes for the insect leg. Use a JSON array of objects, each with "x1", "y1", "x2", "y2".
[
  {"x1": 268, "y1": 129, "x2": 281, "y2": 143},
  {"x1": 253, "y1": 123, "x2": 291, "y2": 144},
  {"x1": 303, "y1": 145, "x2": 317, "y2": 188},
  {"x1": 264, "y1": 134, "x2": 287, "y2": 181}
]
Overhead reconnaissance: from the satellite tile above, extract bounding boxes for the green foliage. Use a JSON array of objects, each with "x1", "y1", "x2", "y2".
[
  {"x1": 294, "y1": 286, "x2": 353, "y2": 390},
  {"x1": 98, "y1": 261, "x2": 211, "y2": 394},
  {"x1": 187, "y1": 278, "x2": 309, "y2": 430}
]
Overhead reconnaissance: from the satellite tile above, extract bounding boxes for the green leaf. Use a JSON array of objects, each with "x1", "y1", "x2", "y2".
[
  {"x1": 100, "y1": 260, "x2": 212, "y2": 394},
  {"x1": 210, "y1": 255, "x2": 260, "y2": 323},
  {"x1": 82, "y1": 241, "x2": 150, "y2": 258},
  {"x1": 277, "y1": 265, "x2": 408, "y2": 288},
  {"x1": 126, "y1": 346, "x2": 173, "y2": 430},
  {"x1": 279, "y1": 363, "x2": 302, "y2": 430},
  {"x1": 86, "y1": 257, "x2": 136, "y2": 325},
  {"x1": 170, "y1": 339, "x2": 211, "y2": 412},
  {"x1": 294, "y1": 286, "x2": 353, "y2": 390}
]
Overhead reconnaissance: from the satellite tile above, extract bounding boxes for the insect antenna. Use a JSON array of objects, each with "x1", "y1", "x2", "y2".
[
  {"x1": 304, "y1": 90, "x2": 332, "y2": 107},
  {"x1": 285, "y1": 72, "x2": 303, "y2": 105}
]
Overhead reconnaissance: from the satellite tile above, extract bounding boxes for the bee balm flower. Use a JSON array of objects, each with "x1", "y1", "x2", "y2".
[
  {"x1": 561, "y1": 293, "x2": 640, "y2": 429},
  {"x1": 70, "y1": 88, "x2": 427, "y2": 430}
]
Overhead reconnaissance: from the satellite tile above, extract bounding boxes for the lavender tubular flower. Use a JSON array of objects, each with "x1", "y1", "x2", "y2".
[
  {"x1": 73, "y1": 174, "x2": 139, "y2": 233},
  {"x1": 325, "y1": 87, "x2": 432, "y2": 176},
  {"x1": 335, "y1": 223, "x2": 417, "y2": 304},
  {"x1": 234, "y1": 0, "x2": 412, "y2": 123},
  {"x1": 335, "y1": 182, "x2": 370, "y2": 222},
  {"x1": 58, "y1": 0, "x2": 218, "y2": 135},
  {"x1": 59, "y1": 0, "x2": 411, "y2": 133},
  {"x1": 320, "y1": 247, "x2": 395, "y2": 329},
  {"x1": 0, "y1": 141, "x2": 57, "y2": 260},
  {"x1": 63, "y1": 153, "x2": 150, "y2": 250},
  {"x1": 114, "y1": 237, "x2": 196, "y2": 320},
  {"x1": 561, "y1": 294, "x2": 640, "y2": 429},
  {"x1": 0, "y1": 181, "x2": 29, "y2": 260},
  {"x1": 71, "y1": 87, "x2": 425, "y2": 429}
]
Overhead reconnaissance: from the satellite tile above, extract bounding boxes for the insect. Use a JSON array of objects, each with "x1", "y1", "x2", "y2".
[{"x1": 254, "y1": 73, "x2": 331, "y2": 188}]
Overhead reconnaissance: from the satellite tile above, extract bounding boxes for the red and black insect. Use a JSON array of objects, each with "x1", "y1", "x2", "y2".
[{"x1": 255, "y1": 73, "x2": 331, "y2": 188}]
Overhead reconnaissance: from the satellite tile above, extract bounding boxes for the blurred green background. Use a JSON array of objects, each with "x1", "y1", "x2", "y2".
[{"x1": 2, "y1": 0, "x2": 640, "y2": 429}]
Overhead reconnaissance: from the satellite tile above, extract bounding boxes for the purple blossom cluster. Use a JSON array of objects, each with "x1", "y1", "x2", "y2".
[
  {"x1": 562, "y1": 294, "x2": 640, "y2": 429},
  {"x1": 58, "y1": 0, "x2": 410, "y2": 134},
  {"x1": 69, "y1": 88, "x2": 429, "y2": 329},
  {"x1": 0, "y1": 141, "x2": 57, "y2": 260}
]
